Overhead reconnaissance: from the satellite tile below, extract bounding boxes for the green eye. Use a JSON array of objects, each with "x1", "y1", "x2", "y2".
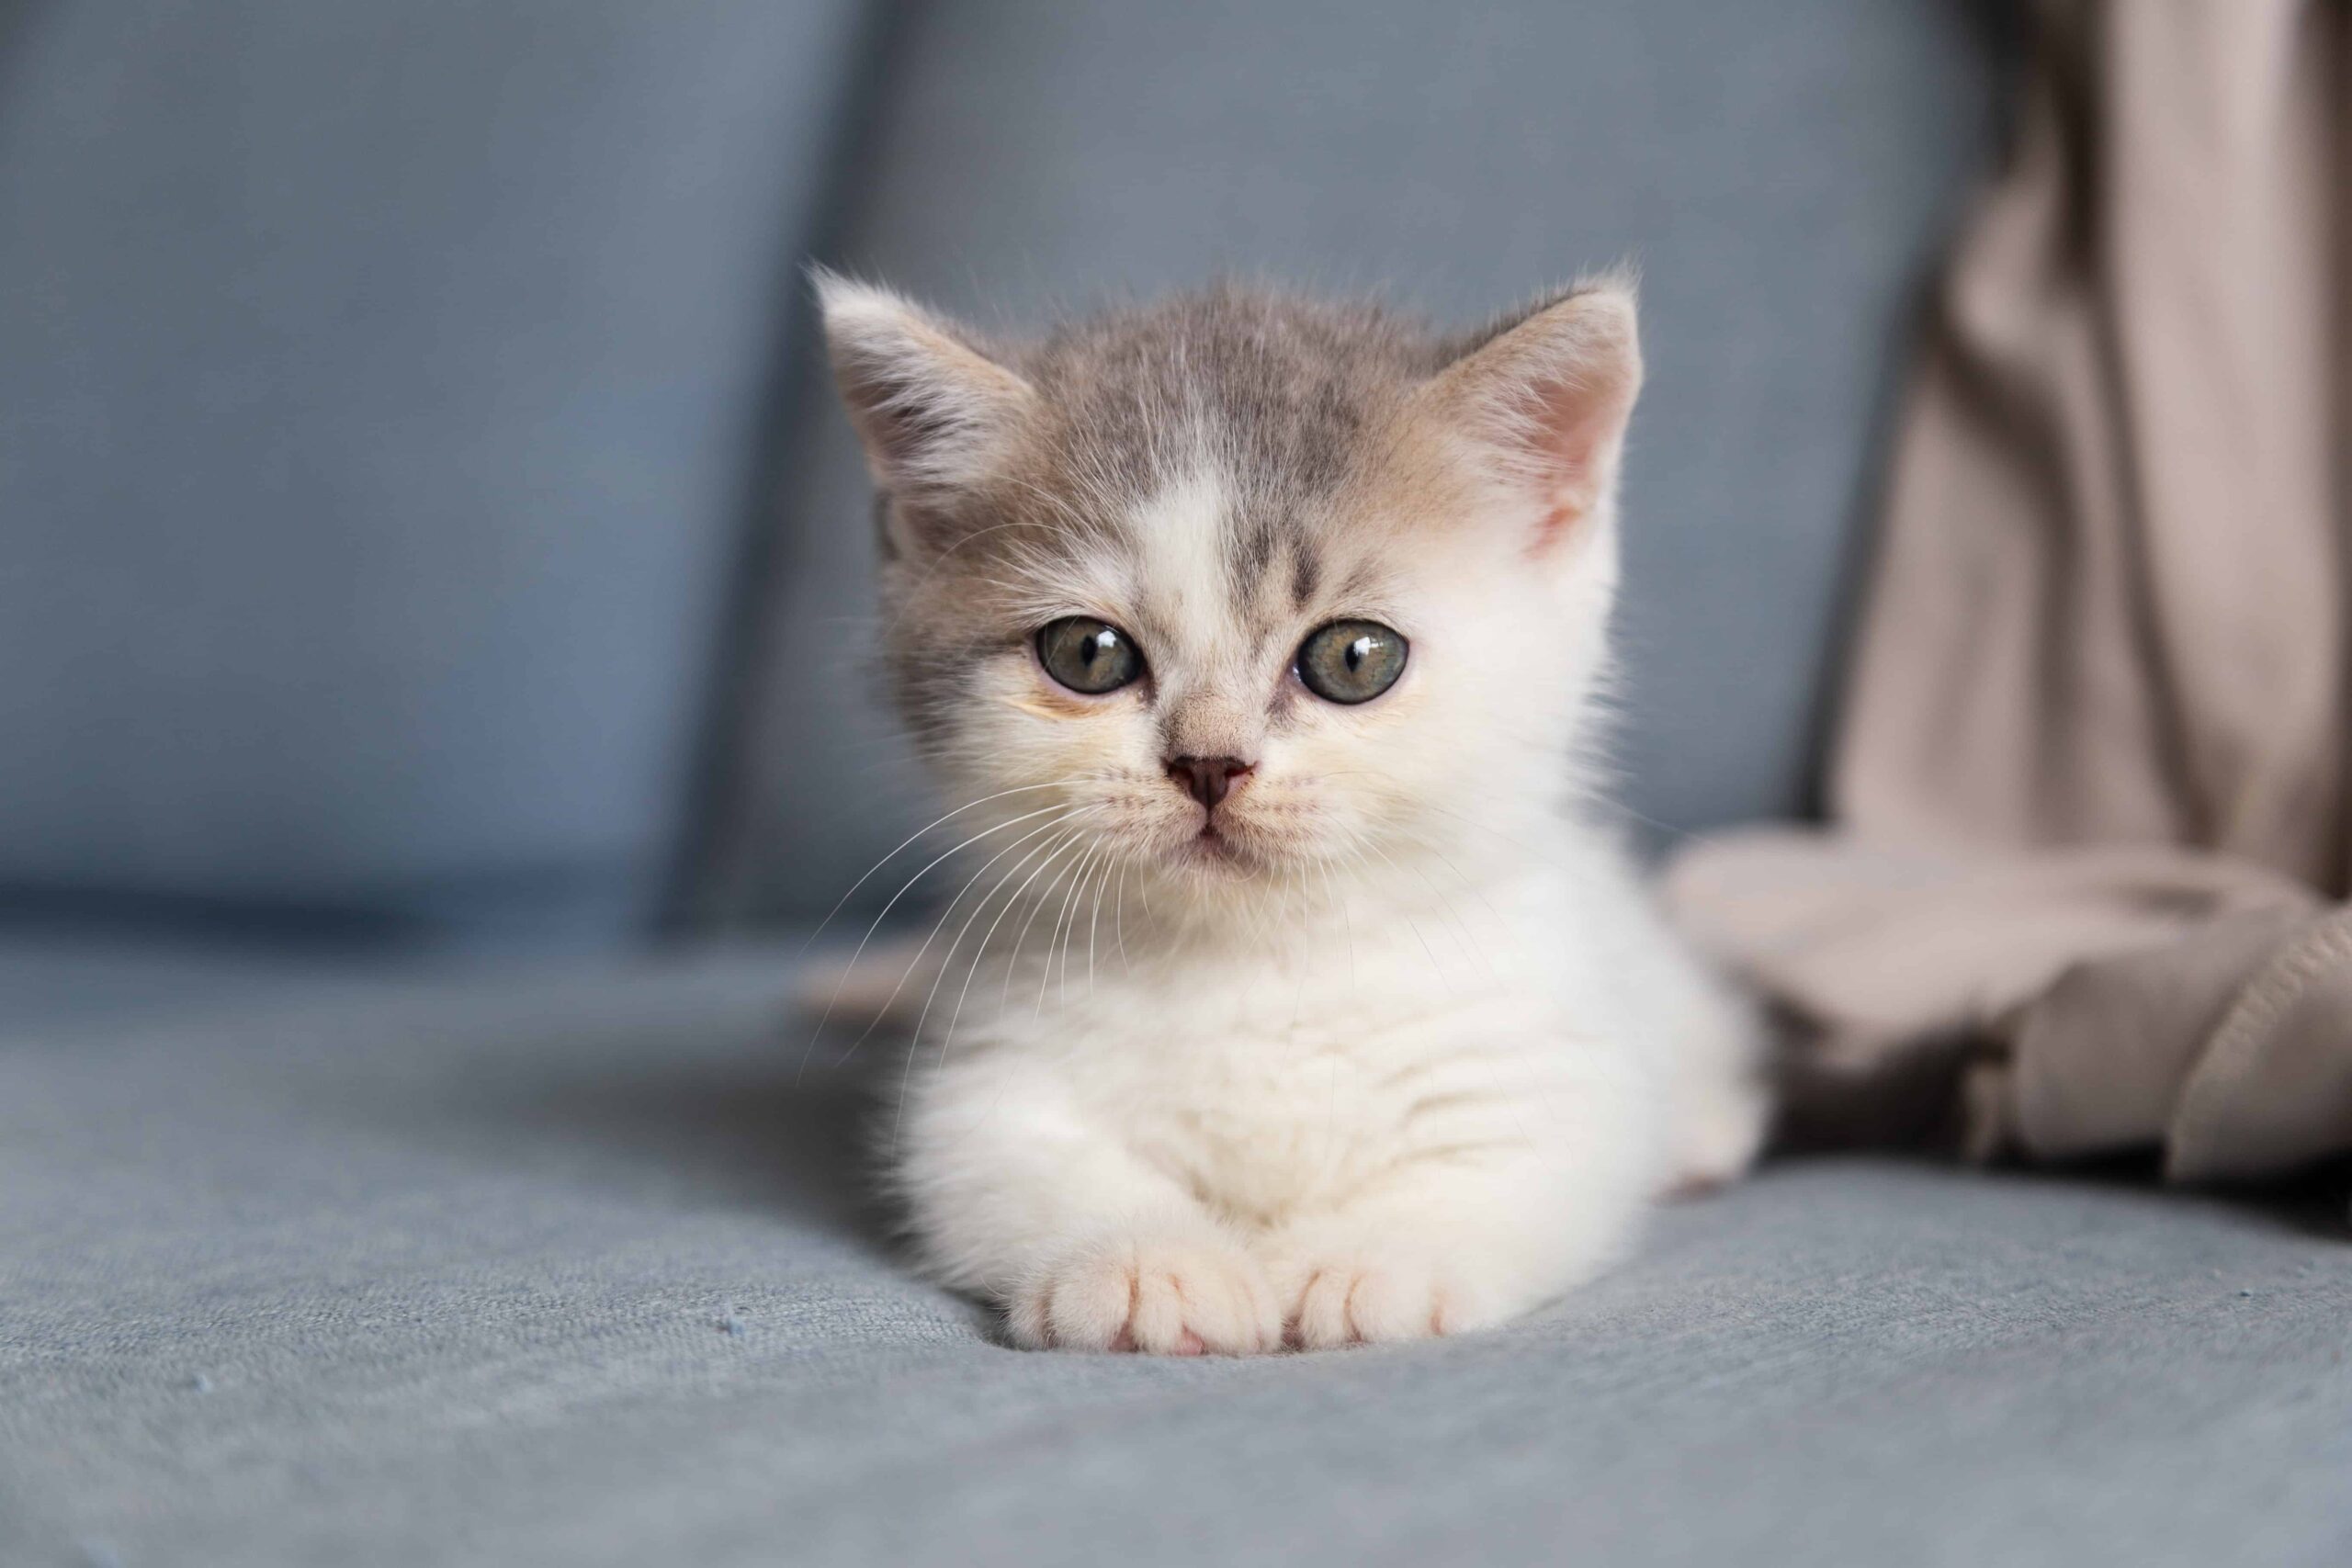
[
  {"x1": 1295, "y1": 619, "x2": 1408, "y2": 705},
  {"x1": 1035, "y1": 616, "x2": 1144, "y2": 694}
]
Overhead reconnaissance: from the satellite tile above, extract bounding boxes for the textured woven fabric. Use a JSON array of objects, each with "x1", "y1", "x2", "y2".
[{"x1": 5, "y1": 949, "x2": 2347, "y2": 1567}]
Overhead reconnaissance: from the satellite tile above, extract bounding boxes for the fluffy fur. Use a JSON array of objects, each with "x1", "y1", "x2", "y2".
[{"x1": 816, "y1": 273, "x2": 1767, "y2": 1354}]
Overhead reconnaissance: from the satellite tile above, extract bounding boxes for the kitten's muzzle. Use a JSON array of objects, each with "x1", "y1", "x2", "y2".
[{"x1": 1163, "y1": 754, "x2": 1255, "y2": 811}]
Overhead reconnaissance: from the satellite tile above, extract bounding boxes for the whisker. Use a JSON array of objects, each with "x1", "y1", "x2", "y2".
[
  {"x1": 1114, "y1": 854, "x2": 1134, "y2": 976},
  {"x1": 888, "y1": 817, "x2": 1092, "y2": 1151},
  {"x1": 1001, "y1": 830, "x2": 1095, "y2": 1012},
  {"x1": 799, "y1": 798, "x2": 1076, "y2": 1078},
  {"x1": 1044, "y1": 837, "x2": 1106, "y2": 1015},
  {"x1": 937, "y1": 826, "x2": 1088, "y2": 1078},
  {"x1": 1085, "y1": 843, "x2": 1117, "y2": 997},
  {"x1": 841, "y1": 806, "x2": 1092, "y2": 1061},
  {"x1": 797, "y1": 782, "x2": 1077, "y2": 956}
]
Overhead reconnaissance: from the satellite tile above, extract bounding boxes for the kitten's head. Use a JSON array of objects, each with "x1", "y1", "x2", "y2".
[{"x1": 819, "y1": 276, "x2": 1640, "y2": 910}]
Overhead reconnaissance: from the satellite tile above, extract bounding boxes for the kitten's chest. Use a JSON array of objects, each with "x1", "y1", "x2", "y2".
[{"x1": 1071, "y1": 952, "x2": 1550, "y2": 1225}]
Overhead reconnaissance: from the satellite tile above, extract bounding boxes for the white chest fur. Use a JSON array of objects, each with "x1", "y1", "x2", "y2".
[{"x1": 906, "y1": 856, "x2": 1670, "y2": 1232}]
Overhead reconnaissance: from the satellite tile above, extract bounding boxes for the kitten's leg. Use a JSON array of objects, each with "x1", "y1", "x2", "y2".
[
  {"x1": 1576, "y1": 848, "x2": 1773, "y2": 1192},
  {"x1": 1645, "y1": 931, "x2": 1773, "y2": 1194},
  {"x1": 1666, "y1": 1032, "x2": 1772, "y2": 1196},
  {"x1": 1257, "y1": 1053, "x2": 1657, "y2": 1347},
  {"x1": 899, "y1": 1064, "x2": 1282, "y2": 1356},
  {"x1": 1259, "y1": 1158, "x2": 1642, "y2": 1348}
]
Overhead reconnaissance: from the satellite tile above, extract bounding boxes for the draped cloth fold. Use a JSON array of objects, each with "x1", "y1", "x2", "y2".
[{"x1": 1664, "y1": 0, "x2": 2352, "y2": 1182}]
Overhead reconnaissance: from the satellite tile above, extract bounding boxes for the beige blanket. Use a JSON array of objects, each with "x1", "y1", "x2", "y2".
[{"x1": 1665, "y1": 0, "x2": 2352, "y2": 1182}]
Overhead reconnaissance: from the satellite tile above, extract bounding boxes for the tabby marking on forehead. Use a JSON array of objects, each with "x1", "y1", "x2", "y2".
[
  {"x1": 1110, "y1": 458, "x2": 1346, "y2": 677},
  {"x1": 1005, "y1": 289, "x2": 1430, "y2": 608},
  {"x1": 1287, "y1": 547, "x2": 1321, "y2": 611},
  {"x1": 1015, "y1": 287, "x2": 1425, "y2": 507},
  {"x1": 1127, "y1": 466, "x2": 1232, "y2": 635}
]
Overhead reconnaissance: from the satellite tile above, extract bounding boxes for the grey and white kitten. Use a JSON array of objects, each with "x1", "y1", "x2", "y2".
[{"x1": 817, "y1": 273, "x2": 1767, "y2": 1353}]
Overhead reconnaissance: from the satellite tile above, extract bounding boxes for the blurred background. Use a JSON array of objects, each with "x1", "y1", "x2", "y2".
[{"x1": 0, "y1": 0, "x2": 2003, "y2": 973}]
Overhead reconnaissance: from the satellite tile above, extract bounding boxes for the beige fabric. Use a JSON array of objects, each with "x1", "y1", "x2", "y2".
[{"x1": 1666, "y1": 0, "x2": 2352, "y2": 1182}]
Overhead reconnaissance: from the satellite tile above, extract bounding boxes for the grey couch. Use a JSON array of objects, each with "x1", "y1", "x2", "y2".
[{"x1": 5, "y1": 6, "x2": 2346, "y2": 1565}]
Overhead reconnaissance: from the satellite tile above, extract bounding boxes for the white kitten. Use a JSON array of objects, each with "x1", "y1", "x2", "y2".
[{"x1": 816, "y1": 274, "x2": 1767, "y2": 1353}]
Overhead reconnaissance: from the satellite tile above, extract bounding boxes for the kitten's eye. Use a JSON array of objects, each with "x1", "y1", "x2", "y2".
[
  {"x1": 1295, "y1": 620, "x2": 1408, "y2": 705},
  {"x1": 1035, "y1": 616, "x2": 1144, "y2": 694}
]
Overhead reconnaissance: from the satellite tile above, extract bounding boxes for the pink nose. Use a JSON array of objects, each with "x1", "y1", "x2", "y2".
[{"x1": 1164, "y1": 754, "x2": 1253, "y2": 810}]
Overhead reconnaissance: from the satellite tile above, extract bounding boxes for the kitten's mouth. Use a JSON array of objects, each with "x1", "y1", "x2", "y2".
[{"x1": 1176, "y1": 819, "x2": 1253, "y2": 872}]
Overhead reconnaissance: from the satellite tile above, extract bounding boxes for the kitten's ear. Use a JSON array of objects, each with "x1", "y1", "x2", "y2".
[
  {"x1": 1420, "y1": 278, "x2": 1643, "y2": 556},
  {"x1": 815, "y1": 271, "x2": 1033, "y2": 501}
]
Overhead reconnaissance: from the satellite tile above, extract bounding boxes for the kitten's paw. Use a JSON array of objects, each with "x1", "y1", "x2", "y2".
[
  {"x1": 1006, "y1": 1229, "x2": 1283, "y2": 1355},
  {"x1": 1666, "y1": 1071, "x2": 1771, "y2": 1197},
  {"x1": 1262, "y1": 1247, "x2": 1509, "y2": 1349}
]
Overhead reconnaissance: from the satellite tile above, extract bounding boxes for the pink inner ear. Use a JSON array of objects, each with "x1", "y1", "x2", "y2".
[
  {"x1": 1532, "y1": 498, "x2": 1581, "y2": 558},
  {"x1": 1430, "y1": 286, "x2": 1642, "y2": 560},
  {"x1": 1520, "y1": 374, "x2": 1624, "y2": 558}
]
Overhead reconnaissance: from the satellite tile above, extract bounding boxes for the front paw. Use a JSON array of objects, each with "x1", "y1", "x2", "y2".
[
  {"x1": 1261, "y1": 1244, "x2": 1508, "y2": 1349},
  {"x1": 1006, "y1": 1228, "x2": 1283, "y2": 1355}
]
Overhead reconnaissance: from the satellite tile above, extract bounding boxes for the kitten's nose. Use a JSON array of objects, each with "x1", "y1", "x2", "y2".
[{"x1": 1164, "y1": 754, "x2": 1254, "y2": 810}]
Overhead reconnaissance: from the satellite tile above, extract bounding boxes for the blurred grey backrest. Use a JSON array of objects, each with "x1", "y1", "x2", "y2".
[
  {"x1": 0, "y1": 0, "x2": 2004, "y2": 951},
  {"x1": 0, "y1": 0, "x2": 871, "y2": 948},
  {"x1": 692, "y1": 0, "x2": 2005, "y2": 927}
]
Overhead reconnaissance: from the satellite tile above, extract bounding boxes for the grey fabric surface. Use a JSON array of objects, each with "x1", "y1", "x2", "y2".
[
  {"x1": 704, "y1": 0, "x2": 2003, "y2": 923},
  {"x1": 0, "y1": 934, "x2": 372, "y2": 1031},
  {"x1": 0, "y1": 0, "x2": 867, "y2": 941},
  {"x1": 5, "y1": 948, "x2": 2346, "y2": 1568}
]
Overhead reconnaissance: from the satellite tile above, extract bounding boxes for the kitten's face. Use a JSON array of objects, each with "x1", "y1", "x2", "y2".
[{"x1": 820, "y1": 280, "x2": 1640, "y2": 908}]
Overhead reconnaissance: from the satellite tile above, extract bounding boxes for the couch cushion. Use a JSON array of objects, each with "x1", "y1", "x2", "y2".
[
  {"x1": 0, "y1": 0, "x2": 868, "y2": 944},
  {"x1": 700, "y1": 0, "x2": 2003, "y2": 922},
  {"x1": 4, "y1": 950, "x2": 2345, "y2": 1567}
]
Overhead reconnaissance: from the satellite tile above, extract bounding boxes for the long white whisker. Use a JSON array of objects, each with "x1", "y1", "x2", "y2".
[
  {"x1": 1067, "y1": 845, "x2": 1113, "y2": 1002},
  {"x1": 1114, "y1": 854, "x2": 1134, "y2": 976},
  {"x1": 888, "y1": 816, "x2": 1093, "y2": 1151},
  {"x1": 902, "y1": 816, "x2": 1084, "y2": 1045},
  {"x1": 797, "y1": 783, "x2": 1077, "y2": 956},
  {"x1": 842, "y1": 806, "x2": 1091, "y2": 1059},
  {"x1": 1045, "y1": 838, "x2": 1105, "y2": 1014},
  {"x1": 940, "y1": 827, "x2": 1089, "y2": 1078},
  {"x1": 1001, "y1": 830, "x2": 1095, "y2": 1012},
  {"x1": 1086, "y1": 846, "x2": 1116, "y2": 997},
  {"x1": 800, "y1": 799, "x2": 1076, "y2": 1072}
]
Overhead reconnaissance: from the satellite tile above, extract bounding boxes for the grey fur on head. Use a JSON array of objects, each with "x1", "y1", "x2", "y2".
[{"x1": 815, "y1": 272, "x2": 1641, "y2": 769}]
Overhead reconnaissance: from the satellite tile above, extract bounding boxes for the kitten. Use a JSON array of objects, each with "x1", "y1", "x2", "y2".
[{"x1": 816, "y1": 273, "x2": 1767, "y2": 1354}]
